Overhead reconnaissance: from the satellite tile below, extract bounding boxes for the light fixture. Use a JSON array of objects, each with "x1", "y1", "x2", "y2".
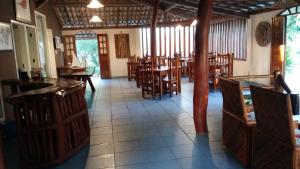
[
  {"x1": 87, "y1": 0, "x2": 104, "y2": 8},
  {"x1": 279, "y1": 44, "x2": 285, "y2": 62},
  {"x1": 176, "y1": 25, "x2": 183, "y2": 30},
  {"x1": 191, "y1": 20, "x2": 198, "y2": 26},
  {"x1": 89, "y1": 15, "x2": 103, "y2": 23}
]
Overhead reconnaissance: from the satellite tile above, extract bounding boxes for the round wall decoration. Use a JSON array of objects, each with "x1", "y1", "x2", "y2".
[{"x1": 255, "y1": 21, "x2": 272, "y2": 47}]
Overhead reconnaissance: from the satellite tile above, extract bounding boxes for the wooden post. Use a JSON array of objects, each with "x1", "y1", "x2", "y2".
[
  {"x1": 150, "y1": 0, "x2": 160, "y2": 67},
  {"x1": 193, "y1": 0, "x2": 214, "y2": 134}
]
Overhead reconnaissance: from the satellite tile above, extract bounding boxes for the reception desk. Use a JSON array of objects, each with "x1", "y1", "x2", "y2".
[{"x1": 3, "y1": 79, "x2": 90, "y2": 168}]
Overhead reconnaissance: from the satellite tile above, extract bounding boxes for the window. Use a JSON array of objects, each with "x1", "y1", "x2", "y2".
[{"x1": 139, "y1": 18, "x2": 248, "y2": 60}]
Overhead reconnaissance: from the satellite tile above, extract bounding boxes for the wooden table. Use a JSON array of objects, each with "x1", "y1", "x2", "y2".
[
  {"x1": 59, "y1": 67, "x2": 96, "y2": 92},
  {"x1": 229, "y1": 75, "x2": 274, "y2": 89}
]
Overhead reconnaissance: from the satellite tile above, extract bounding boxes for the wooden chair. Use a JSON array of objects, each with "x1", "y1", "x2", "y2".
[
  {"x1": 127, "y1": 56, "x2": 137, "y2": 81},
  {"x1": 163, "y1": 56, "x2": 179, "y2": 97},
  {"x1": 135, "y1": 57, "x2": 143, "y2": 88},
  {"x1": 216, "y1": 53, "x2": 233, "y2": 78},
  {"x1": 219, "y1": 77, "x2": 255, "y2": 167},
  {"x1": 250, "y1": 85, "x2": 300, "y2": 169},
  {"x1": 141, "y1": 60, "x2": 157, "y2": 99},
  {"x1": 209, "y1": 53, "x2": 234, "y2": 89},
  {"x1": 160, "y1": 55, "x2": 167, "y2": 66},
  {"x1": 187, "y1": 57, "x2": 194, "y2": 82},
  {"x1": 208, "y1": 56, "x2": 218, "y2": 89}
]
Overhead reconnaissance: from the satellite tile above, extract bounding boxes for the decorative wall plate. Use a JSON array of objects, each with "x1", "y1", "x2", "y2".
[{"x1": 255, "y1": 21, "x2": 272, "y2": 47}]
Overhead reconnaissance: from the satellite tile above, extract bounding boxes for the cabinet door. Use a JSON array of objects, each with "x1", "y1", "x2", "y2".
[
  {"x1": 98, "y1": 34, "x2": 111, "y2": 79},
  {"x1": 63, "y1": 35, "x2": 76, "y2": 66}
]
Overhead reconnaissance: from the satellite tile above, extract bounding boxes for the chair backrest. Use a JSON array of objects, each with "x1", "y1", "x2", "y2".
[
  {"x1": 250, "y1": 85, "x2": 295, "y2": 146},
  {"x1": 208, "y1": 52, "x2": 215, "y2": 58},
  {"x1": 128, "y1": 56, "x2": 136, "y2": 62},
  {"x1": 167, "y1": 56, "x2": 179, "y2": 79},
  {"x1": 160, "y1": 55, "x2": 166, "y2": 66},
  {"x1": 219, "y1": 77, "x2": 247, "y2": 121},
  {"x1": 141, "y1": 59, "x2": 153, "y2": 82},
  {"x1": 216, "y1": 53, "x2": 233, "y2": 77},
  {"x1": 208, "y1": 56, "x2": 216, "y2": 73}
]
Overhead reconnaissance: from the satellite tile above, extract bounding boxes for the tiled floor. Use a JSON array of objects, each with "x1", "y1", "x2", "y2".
[
  {"x1": 3, "y1": 77, "x2": 244, "y2": 169},
  {"x1": 85, "y1": 77, "x2": 244, "y2": 169}
]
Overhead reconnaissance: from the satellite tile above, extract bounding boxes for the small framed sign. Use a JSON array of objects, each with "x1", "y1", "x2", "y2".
[
  {"x1": 15, "y1": 0, "x2": 32, "y2": 23},
  {"x1": 0, "y1": 22, "x2": 13, "y2": 51}
]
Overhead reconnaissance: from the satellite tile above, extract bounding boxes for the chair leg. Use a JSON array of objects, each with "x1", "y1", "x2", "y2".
[{"x1": 169, "y1": 82, "x2": 172, "y2": 97}]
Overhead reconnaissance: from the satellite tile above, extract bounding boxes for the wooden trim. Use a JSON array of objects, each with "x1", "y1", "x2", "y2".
[{"x1": 150, "y1": 0, "x2": 160, "y2": 67}]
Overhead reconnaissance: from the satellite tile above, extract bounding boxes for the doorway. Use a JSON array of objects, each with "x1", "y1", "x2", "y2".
[
  {"x1": 75, "y1": 33, "x2": 100, "y2": 77},
  {"x1": 285, "y1": 14, "x2": 300, "y2": 93}
]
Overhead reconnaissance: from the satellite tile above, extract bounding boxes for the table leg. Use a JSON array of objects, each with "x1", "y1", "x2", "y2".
[
  {"x1": 127, "y1": 63, "x2": 131, "y2": 81},
  {"x1": 179, "y1": 69, "x2": 182, "y2": 93},
  {"x1": 160, "y1": 73, "x2": 162, "y2": 100},
  {"x1": 87, "y1": 77, "x2": 96, "y2": 92}
]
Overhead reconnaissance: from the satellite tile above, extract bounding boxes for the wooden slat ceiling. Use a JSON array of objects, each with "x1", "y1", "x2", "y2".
[{"x1": 51, "y1": 0, "x2": 283, "y2": 29}]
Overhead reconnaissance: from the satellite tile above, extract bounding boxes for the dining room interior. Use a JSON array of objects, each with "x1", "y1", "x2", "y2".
[{"x1": 0, "y1": 0, "x2": 300, "y2": 169}]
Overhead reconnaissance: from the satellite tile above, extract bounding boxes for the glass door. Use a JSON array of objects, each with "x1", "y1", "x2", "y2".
[{"x1": 285, "y1": 14, "x2": 300, "y2": 93}]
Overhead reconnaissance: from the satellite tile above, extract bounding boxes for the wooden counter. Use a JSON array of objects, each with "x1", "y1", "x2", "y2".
[{"x1": 3, "y1": 79, "x2": 90, "y2": 168}]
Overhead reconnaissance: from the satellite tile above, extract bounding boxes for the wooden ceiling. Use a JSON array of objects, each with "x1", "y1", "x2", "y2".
[{"x1": 51, "y1": 0, "x2": 284, "y2": 29}]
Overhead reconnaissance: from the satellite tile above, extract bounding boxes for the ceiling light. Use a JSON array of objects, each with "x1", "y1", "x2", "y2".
[
  {"x1": 191, "y1": 20, "x2": 198, "y2": 26},
  {"x1": 89, "y1": 15, "x2": 103, "y2": 23},
  {"x1": 176, "y1": 25, "x2": 183, "y2": 30},
  {"x1": 87, "y1": 0, "x2": 104, "y2": 8}
]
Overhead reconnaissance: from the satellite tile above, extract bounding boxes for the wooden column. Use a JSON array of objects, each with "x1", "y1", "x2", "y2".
[
  {"x1": 150, "y1": 0, "x2": 160, "y2": 67},
  {"x1": 193, "y1": 0, "x2": 214, "y2": 134}
]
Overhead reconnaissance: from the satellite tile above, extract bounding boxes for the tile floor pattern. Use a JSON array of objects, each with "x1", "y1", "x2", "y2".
[{"x1": 85, "y1": 77, "x2": 244, "y2": 169}]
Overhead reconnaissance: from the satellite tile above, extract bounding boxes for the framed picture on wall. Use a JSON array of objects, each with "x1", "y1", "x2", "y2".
[
  {"x1": 15, "y1": 0, "x2": 31, "y2": 23},
  {"x1": 115, "y1": 34, "x2": 131, "y2": 58},
  {"x1": 0, "y1": 22, "x2": 13, "y2": 51}
]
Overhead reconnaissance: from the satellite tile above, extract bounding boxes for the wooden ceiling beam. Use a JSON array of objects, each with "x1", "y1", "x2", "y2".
[
  {"x1": 163, "y1": 0, "x2": 250, "y2": 18},
  {"x1": 130, "y1": 0, "x2": 188, "y2": 19},
  {"x1": 52, "y1": 0, "x2": 137, "y2": 7},
  {"x1": 35, "y1": 0, "x2": 49, "y2": 9},
  {"x1": 164, "y1": 4, "x2": 177, "y2": 12}
]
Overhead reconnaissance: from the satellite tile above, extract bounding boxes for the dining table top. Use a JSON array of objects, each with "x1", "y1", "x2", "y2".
[
  {"x1": 60, "y1": 67, "x2": 95, "y2": 77},
  {"x1": 229, "y1": 75, "x2": 274, "y2": 89}
]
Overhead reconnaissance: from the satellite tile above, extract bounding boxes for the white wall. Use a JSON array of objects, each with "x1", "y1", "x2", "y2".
[
  {"x1": 249, "y1": 10, "x2": 281, "y2": 75},
  {"x1": 232, "y1": 10, "x2": 282, "y2": 76},
  {"x1": 62, "y1": 28, "x2": 141, "y2": 77}
]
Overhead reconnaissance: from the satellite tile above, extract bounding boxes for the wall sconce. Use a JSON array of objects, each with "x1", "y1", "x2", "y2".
[{"x1": 279, "y1": 44, "x2": 285, "y2": 62}]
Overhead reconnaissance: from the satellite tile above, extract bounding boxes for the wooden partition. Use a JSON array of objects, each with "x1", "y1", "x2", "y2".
[{"x1": 6, "y1": 80, "x2": 90, "y2": 169}]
